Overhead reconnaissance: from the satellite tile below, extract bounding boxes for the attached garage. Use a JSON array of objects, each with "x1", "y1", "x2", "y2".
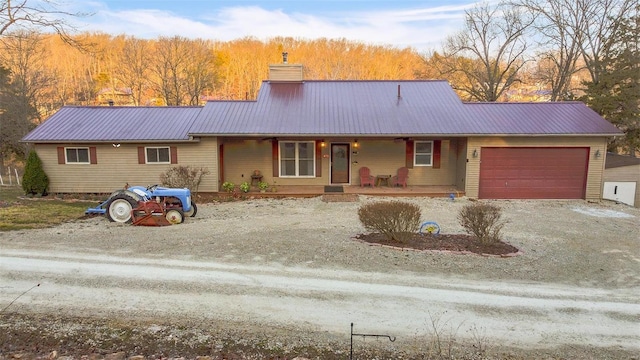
[{"x1": 479, "y1": 147, "x2": 589, "y2": 199}]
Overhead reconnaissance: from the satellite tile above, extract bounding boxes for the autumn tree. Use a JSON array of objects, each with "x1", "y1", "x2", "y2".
[
  {"x1": 0, "y1": 30, "x2": 51, "y2": 172},
  {"x1": 214, "y1": 37, "x2": 272, "y2": 100},
  {"x1": 151, "y1": 36, "x2": 193, "y2": 106},
  {"x1": 1, "y1": 0, "x2": 85, "y2": 173},
  {"x1": 436, "y1": 2, "x2": 534, "y2": 101},
  {"x1": 0, "y1": 30, "x2": 52, "y2": 119},
  {"x1": 115, "y1": 36, "x2": 152, "y2": 105},
  {"x1": 0, "y1": 65, "x2": 14, "y2": 170},
  {"x1": 0, "y1": 64, "x2": 37, "y2": 170},
  {"x1": 43, "y1": 34, "x2": 90, "y2": 106},
  {"x1": 151, "y1": 36, "x2": 218, "y2": 106},
  {"x1": 183, "y1": 38, "x2": 216, "y2": 106}
]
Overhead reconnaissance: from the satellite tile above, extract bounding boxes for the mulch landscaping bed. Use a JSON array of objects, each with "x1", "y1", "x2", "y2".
[{"x1": 355, "y1": 233, "x2": 520, "y2": 256}]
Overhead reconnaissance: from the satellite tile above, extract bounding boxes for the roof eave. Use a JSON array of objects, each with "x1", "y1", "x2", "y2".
[
  {"x1": 464, "y1": 133, "x2": 623, "y2": 137},
  {"x1": 22, "y1": 138, "x2": 200, "y2": 144},
  {"x1": 189, "y1": 132, "x2": 623, "y2": 138}
]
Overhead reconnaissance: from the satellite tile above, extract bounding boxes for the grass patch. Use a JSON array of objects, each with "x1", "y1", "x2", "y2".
[{"x1": 0, "y1": 186, "x2": 90, "y2": 231}]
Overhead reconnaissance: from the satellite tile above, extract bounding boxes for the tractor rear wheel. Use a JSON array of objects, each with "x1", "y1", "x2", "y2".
[
  {"x1": 184, "y1": 201, "x2": 198, "y2": 217},
  {"x1": 166, "y1": 209, "x2": 184, "y2": 224},
  {"x1": 106, "y1": 194, "x2": 138, "y2": 223}
]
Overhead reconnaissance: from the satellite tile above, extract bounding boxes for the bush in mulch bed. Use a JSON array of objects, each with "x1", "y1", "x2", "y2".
[
  {"x1": 357, "y1": 200, "x2": 422, "y2": 243},
  {"x1": 355, "y1": 232, "x2": 519, "y2": 256}
]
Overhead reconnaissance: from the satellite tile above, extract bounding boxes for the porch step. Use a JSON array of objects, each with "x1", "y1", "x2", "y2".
[
  {"x1": 324, "y1": 185, "x2": 344, "y2": 193},
  {"x1": 322, "y1": 194, "x2": 359, "y2": 202}
]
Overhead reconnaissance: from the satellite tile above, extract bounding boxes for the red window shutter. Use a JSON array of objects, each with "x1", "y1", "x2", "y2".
[
  {"x1": 405, "y1": 140, "x2": 414, "y2": 169},
  {"x1": 138, "y1": 147, "x2": 145, "y2": 164},
  {"x1": 272, "y1": 140, "x2": 279, "y2": 177},
  {"x1": 433, "y1": 140, "x2": 441, "y2": 169},
  {"x1": 315, "y1": 140, "x2": 322, "y2": 177},
  {"x1": 89, "y1": 147, "x2": 97, "y2": 164},
  {"x1": 170, "y1": 146, "x2": 178, "y2": 164},
  {"x1": 57, "y1": 147, "x2": 65, "y2": 164}
]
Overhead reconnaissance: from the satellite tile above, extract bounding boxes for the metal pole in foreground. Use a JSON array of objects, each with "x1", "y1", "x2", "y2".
[
  {"x1": 350, "y1": 322, "x2": 396, "y2": 360},
  {"x1": 350, "y1": 323, "x2": 353, "y2": 360}
]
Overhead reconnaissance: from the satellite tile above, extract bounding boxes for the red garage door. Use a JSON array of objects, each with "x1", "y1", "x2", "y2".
[{"x1": 479, "y1": 147, "x2": 589, "y2": 199}]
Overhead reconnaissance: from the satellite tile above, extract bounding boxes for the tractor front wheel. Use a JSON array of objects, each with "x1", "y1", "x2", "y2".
[
  {"x1": 184, "y1": 201, "x2": 198, "y2": 217},
  {"x1": 166, "y1": 209, "x2": 184, "y2": 224},
  {"x1": 106, "y1": 195, "x2": 138, "y2": 223}
]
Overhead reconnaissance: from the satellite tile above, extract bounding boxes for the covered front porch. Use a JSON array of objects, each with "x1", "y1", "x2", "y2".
[{"x1": 218, "y1": 137, "x2": 469, "y2": 197}]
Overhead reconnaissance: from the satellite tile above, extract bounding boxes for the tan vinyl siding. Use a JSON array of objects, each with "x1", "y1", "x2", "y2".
[
  {"x1": 224, "y1": 140, "x2": 279, "y2": 186},
  {"x1": 268, "y1": 64, "x2": 303, "y2": 82},
  {"x1": 35, "y1": 138, "x2": 218, "y2": 193},
  {"x1": 465, "y1": 137, "x2": 608, "y2": 200},
  {"x1": 350, "y1": 139, "x2": 459, "y2": 186},
  {"x1": 351, "y1": 140, "x2": 404, "y2": 185},
  {"x1": 224, "y1": 139, "x2": 328, "y2": 187},
  {"x1": 604, "y1": 164, "x2": 640, "y2": 182},
  {"x1": 222, "y1": 139, "x2": 461, "y2": 187},
  {"x1": 604, "y1": 165, "x2": 640, "y2": 208},
  {"x1": 405, "y1": 139, "x2": 458, "y2": 185}
]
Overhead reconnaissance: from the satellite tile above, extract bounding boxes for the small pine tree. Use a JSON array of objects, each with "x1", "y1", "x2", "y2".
[{"x1": 22, "y1": 150, "x2": 49, "y2": 196}]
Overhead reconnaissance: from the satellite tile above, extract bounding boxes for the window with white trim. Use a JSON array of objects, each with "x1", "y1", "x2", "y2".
[
  {"x1": 146, "y1": 147, "x2": 170, "y2": 164},
  {"x1": 279, "y1": 141, "x2": 315, "y2": 177},
  {"x1": 65, "y1": 147, "x2": 90, "y2": 164},
  {"x1": 414, "y1": 141, "x2": 433, "y2": 166}
]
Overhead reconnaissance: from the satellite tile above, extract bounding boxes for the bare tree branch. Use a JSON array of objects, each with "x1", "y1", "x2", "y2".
[
  {"x1": 511, "y1": 0, "x2": 633, "y2": 100},
  {"x1": 0, "y1": 0, "x2": 89, "y2": 42},
  {"x1": 439, "y1": 2, "x2": 535, "y2": 102},
  {"x1": 114, "y1": 36, "x2": 152, "y2": 106}
]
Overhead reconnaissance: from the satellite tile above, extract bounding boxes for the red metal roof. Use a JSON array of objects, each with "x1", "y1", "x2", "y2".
[
  {"x1": 23, "y1": 80, "x2": 622, "y2": 142},
  {"x1": 463, "y1": 102, "x2": 622, "y2": 135},
  {"x1": 191, "y1": 80, "x2": 621, "y2": 137},
  {"x1": 191, "y1": 80, "x2": 478, "y2": 136},
  {"x1": 22, "y1": 106, "x2": 203, "y2": 142}
]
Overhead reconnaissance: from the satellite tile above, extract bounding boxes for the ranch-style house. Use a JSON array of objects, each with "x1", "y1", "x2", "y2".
[{"x1": 22, "y1": 63, "x2": 622, "y2": 200}]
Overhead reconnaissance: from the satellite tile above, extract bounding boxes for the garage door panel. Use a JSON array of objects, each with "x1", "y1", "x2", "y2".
[{"x1": 479, "y1": 147, "x2": 588, "y2": 199}]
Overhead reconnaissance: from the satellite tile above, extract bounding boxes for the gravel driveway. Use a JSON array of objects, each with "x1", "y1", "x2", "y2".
[{"x1": 1, "y1": 196, "x2": 639, "y2": 359}]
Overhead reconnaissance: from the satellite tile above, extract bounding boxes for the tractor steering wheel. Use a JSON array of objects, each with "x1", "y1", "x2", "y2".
[{"x1": 147, "y1": 184, "x2": 159, "y2": 192}]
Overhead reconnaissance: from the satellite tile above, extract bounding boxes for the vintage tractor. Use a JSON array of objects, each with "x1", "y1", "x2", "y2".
[{"x1": 86, "y1": 184, "x2": 196, "y2": 225}]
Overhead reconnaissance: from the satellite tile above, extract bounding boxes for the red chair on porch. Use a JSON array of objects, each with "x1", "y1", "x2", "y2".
[
  {"x1": 391, "y1": 167, "x2": 409, "y2": 188},
  {"x1": 359, "y1": 167, "x2": 375, "y2": 187}
]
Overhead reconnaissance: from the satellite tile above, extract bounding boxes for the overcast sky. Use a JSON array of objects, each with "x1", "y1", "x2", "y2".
[{"x1": 67, "y1": 0, "x2": 479, "y2": 52}]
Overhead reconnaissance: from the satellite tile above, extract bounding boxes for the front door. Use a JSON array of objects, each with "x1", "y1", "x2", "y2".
[{"x1": 331, "y1": 144, "x2": 350, "y2": 184}]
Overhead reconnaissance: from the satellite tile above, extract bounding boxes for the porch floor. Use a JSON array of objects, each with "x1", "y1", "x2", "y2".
[{"x1": 239, "y1": 185, "x2": 464, "y2": 198}]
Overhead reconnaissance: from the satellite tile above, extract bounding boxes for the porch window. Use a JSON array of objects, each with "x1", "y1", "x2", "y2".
[
  {"x1": 146, "y1": 147, "x2": 170, "y2": 164},
  {"x1": 414, "y1": 141, "x2": 433, "y2": 166},
  {"x1": 65, "y1": 147, "x2": 90, "y2": 164},
  {"x1": 279, "y1": 141, "x2": 315, "y2": 177}
]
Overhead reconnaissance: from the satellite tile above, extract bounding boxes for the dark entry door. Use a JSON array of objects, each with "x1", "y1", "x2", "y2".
[{"x1": 331, "y1": 144, "x2": 350, "y2": 184}]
